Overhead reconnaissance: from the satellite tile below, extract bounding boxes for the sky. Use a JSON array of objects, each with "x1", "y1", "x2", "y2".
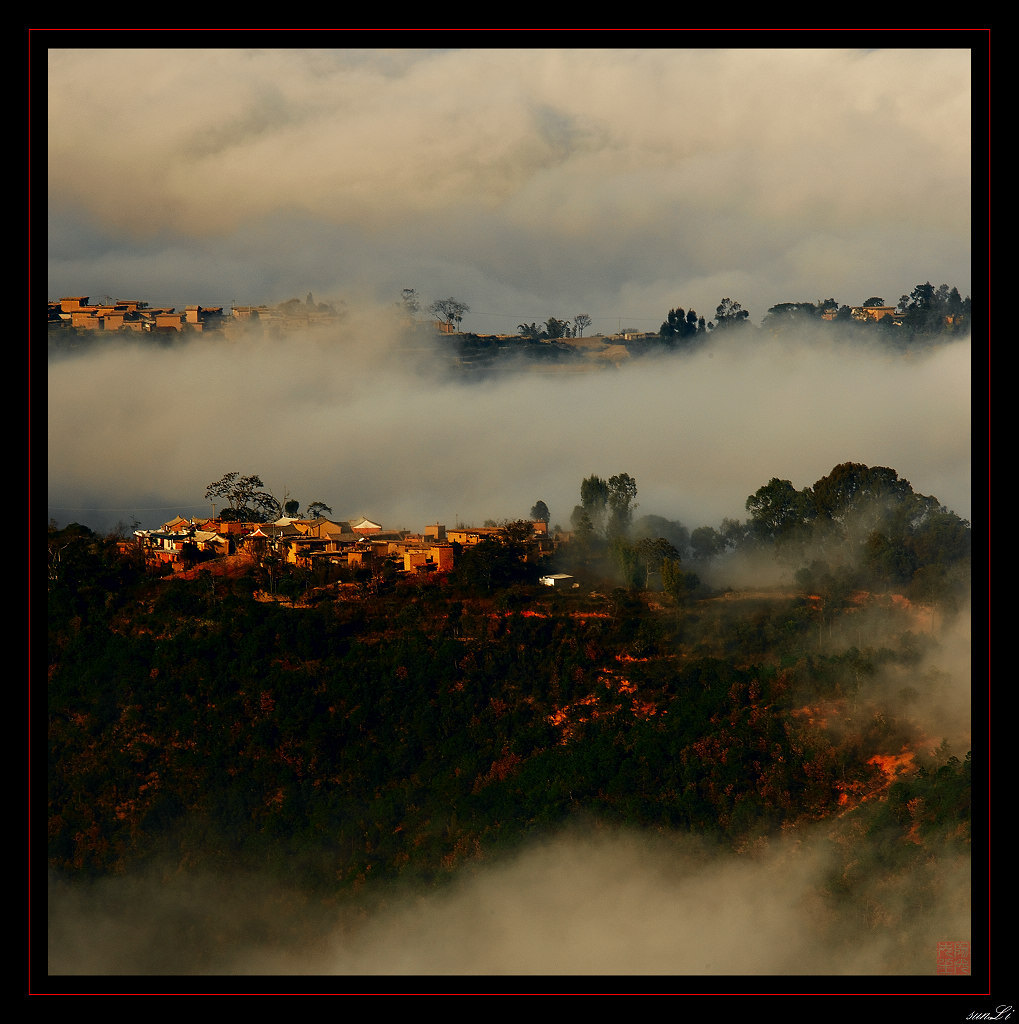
[
  {"x1": 45, "y1": 40, "x2": 975, "y2": 540},
  {"x1": 46, "y1": 43, "x2": 973, "y2": 333}
]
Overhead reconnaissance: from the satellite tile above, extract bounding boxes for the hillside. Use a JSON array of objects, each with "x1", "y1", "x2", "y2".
[{"x1": 46, "y1": 528, "x2": 972, "y2": 970}]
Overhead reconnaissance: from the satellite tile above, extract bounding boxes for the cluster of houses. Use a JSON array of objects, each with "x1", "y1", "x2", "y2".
[
  {"x1": 48, "y1": 295, "x2": 349, "y2": 337},
  {"x1": 50, "y1": 296, "x2": 229, "y2": 334},
  {"x1": 132, "y1": 513, "x2": 556, "y2": 579}
]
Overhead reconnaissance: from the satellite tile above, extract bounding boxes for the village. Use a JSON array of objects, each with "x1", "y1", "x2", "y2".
[
  {"x1": 131, "y1": 511, "x2": 567, "y2": 587},
  {"x1": 48, "y1": 294, "x2": 347, "y2": 337},
  {"x1": 46, "y1": 293, "x2": 913, "y2": 338}
]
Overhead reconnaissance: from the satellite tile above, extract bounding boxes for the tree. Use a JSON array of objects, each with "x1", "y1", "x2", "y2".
[
  {"x1": 606, "y1": 473, "x2": 638, "y2": 539},
  {"x1": 452, "y1": 521, "x2": 535, "y2": 593},
  {"x1": 897, "y1": 281, "x2": 971, "y2": 338},
  {"x1": 717, "y1": 517, "x2": 748, "y2": 552},
  {"x1": 204, "y1": 472, "x2": 281, "y2": 522},
  {"x1": 762, "y1": 302, "x2": 817, "y2": 332},
  {"x1": 429, "y1": 297, "x2": 470, "y2": 332},
  {"x1": 745, "y1": 478, "x2": 813, "y2": 545},
  {"x1": 810, "y1": 462, "x2": 923, "y2": 558},
  {"x1": 579, "y1": 475, "x2": 610, "y2": 536},
  {"x1": 400, "y1": 288, "x2": 421, "y2": 318},
  {"x1": 569, "y1": 505, "x2": 596, "y2": 547},
  {"x1": 661, "y1": 556, "x2": 698, "y2": 604},
  {"x1": 179, "y1": 540, "x2": 201, "y2": 570},
  {"x1": 306, "y1": 501, "x2": 333, "y2": 520},
  {"x1": 711, "y1": 298, "x2": 751, "y2": 331},
  {"x1": 633, "y1": 514, "x2": 689, "y2": 559},
  {"x1": 795, "y1": 560, "x2": 853, "y2": 648},
  {"x1": 609, "y1": 537, "x2": 643, "y2": 590},
  {"x1": 908, "y1": 564, "x2": 953, "y2": 633},
  {"x1": 811, "y1": 463, "x2": 912, "y2": 526},
  {"x1": 690, "y1": 525, "x2": 723, "y2": 563},
  {"x1": 530, "y1": 500, "x2": 550, "y2": 524},
  {"x1": 635, "y1": 537, "x2": 680, "y2": 588},
  {"x1": 544, "y1": 317, "x2": 571, "y2": 340},
  {"x1": 573, "y1": 313, "x2": 592, "y2": 337},
  {"x1": 659, "y1": 306, "x2": 705, "y2": 344}
]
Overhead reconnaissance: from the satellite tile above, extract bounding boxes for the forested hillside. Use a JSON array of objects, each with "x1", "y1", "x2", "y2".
[{"x1": 45, "y1": 462, "x2": 972, "y2": 973}]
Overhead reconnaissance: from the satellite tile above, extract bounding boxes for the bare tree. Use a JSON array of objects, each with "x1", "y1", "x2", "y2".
[
  {"x1": 573, "y1": 313, "x2": 592, "y2": 337},
  {"x1": 204, "y1": 472, "x2": 281, "y2": 522},
  {"x1": 428, "y1": 297, "x2": 470, "y2": 332}
]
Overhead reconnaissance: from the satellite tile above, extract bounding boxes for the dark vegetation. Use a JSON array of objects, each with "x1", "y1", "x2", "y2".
[{"x1": 47, "y1": 461, "x2": 972, "y2": 951}]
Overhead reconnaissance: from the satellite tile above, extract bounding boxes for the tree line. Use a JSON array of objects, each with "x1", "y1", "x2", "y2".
[
  {"x1": 445, "y1": 461, "x2": 970, "y2": 627},
  {"x1": 402, "y1": 280, "x2": 970, "y2": 345}
]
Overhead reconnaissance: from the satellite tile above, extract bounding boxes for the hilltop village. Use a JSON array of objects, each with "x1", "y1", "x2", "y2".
[
  {"x1": 131, "y1": 512, "x2": 561, "y2": 590},
  {"x1": 46, "y1": 293, "x2": 654, "y2": 371},
  {"x1": 46, "y1": 294, "x2": 914, "y2": 337},
  {"x1": 48, "y1": 294, "x2": 345, "y2": 338},
  {"x1": 47, "y1": 284, "x2": 971, "y2": 379}
]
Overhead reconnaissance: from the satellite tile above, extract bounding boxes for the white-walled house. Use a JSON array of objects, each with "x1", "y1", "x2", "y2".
[{"x1": 539, "y1": 573, "x2": 576, "y2": 588}]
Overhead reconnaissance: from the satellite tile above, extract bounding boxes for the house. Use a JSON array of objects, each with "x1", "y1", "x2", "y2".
[
  {"x1": 300, "y1": 517, "x2": 362, "y2": 548},
  {"x1": 59, "y1": 296, "x2": 92, "y2": 314},
  {"x1": 539, "y1": 573, "x2": 576, "y2": 588},
  {"x1": 192, "y1": 530, "x2": 230, "y2": 557},
  {"x1": 184, "y1": 305, "x2": 226, "y2": 331},
  {"x1": 154, "y1": 310, "x2": 183, "y2": 331},
  {"x1": 350, "y1": 517, "x2": 383, "y2": 536},
  {"x1": 402, "y1": 544, "x2": 454, "y2": 573},
  {"x1": 447, "y1": 526, "x2": 505, "y2": 546},
  {"x1": 133, "y1": 517, "x2": 203, "y2": 567},
  {"x1": 851, "y1": 304, "x2": 897, "y2": 323}
]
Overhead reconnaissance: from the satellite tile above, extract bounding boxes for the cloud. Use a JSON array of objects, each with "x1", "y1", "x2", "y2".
[
  {"x1": 46, "y1": 46, "x2": 972, "y2": 334},
  {"x1": 46, "y1": 319, "x2": 970, "y2": 538},
  {"x1": 48, "y1": 819, "x2": 971, "y2": 978}
]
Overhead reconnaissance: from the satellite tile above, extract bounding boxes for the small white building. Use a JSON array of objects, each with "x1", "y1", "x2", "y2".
[{"x1": 539, "y1": 573, "x2": 575, "y2": 588}]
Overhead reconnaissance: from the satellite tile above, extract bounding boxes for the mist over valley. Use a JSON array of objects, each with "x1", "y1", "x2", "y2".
[{"x1": 47, "y1": 317, "x2": 971, "y2": 555}]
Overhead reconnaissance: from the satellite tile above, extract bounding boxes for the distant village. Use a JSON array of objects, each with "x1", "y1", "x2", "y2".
[
  {"x1": 46, "y1": 292, "x2": 672, "y2": 370},
  {"x1": 47, "y1": 291, "x2": 946, "y2": 377},
  {"x1": 46, "y1": 293, "x2": 913, "y2": 338},
  {"x1": 48, "y1": 294, "x2": 348, "y2": 338}
]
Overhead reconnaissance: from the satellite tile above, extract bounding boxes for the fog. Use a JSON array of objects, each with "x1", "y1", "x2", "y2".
[
  {"x1": 47, "y1": 320, "x2": 971, "y2": 539},
  {"x1": 47, "y1": 830, "x2": 969, "y2": 979}
]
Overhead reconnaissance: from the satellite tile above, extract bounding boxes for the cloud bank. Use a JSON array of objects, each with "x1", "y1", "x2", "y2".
[
  {"x1": 46, "y1": 45, "x2": 972, "y2": 336},
  {"x1": 47, "y1": 322, "x2": 971, "y2": 538},
  {"x1": 48, "y1": 818, "x2": 971, "y2": 978}
]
